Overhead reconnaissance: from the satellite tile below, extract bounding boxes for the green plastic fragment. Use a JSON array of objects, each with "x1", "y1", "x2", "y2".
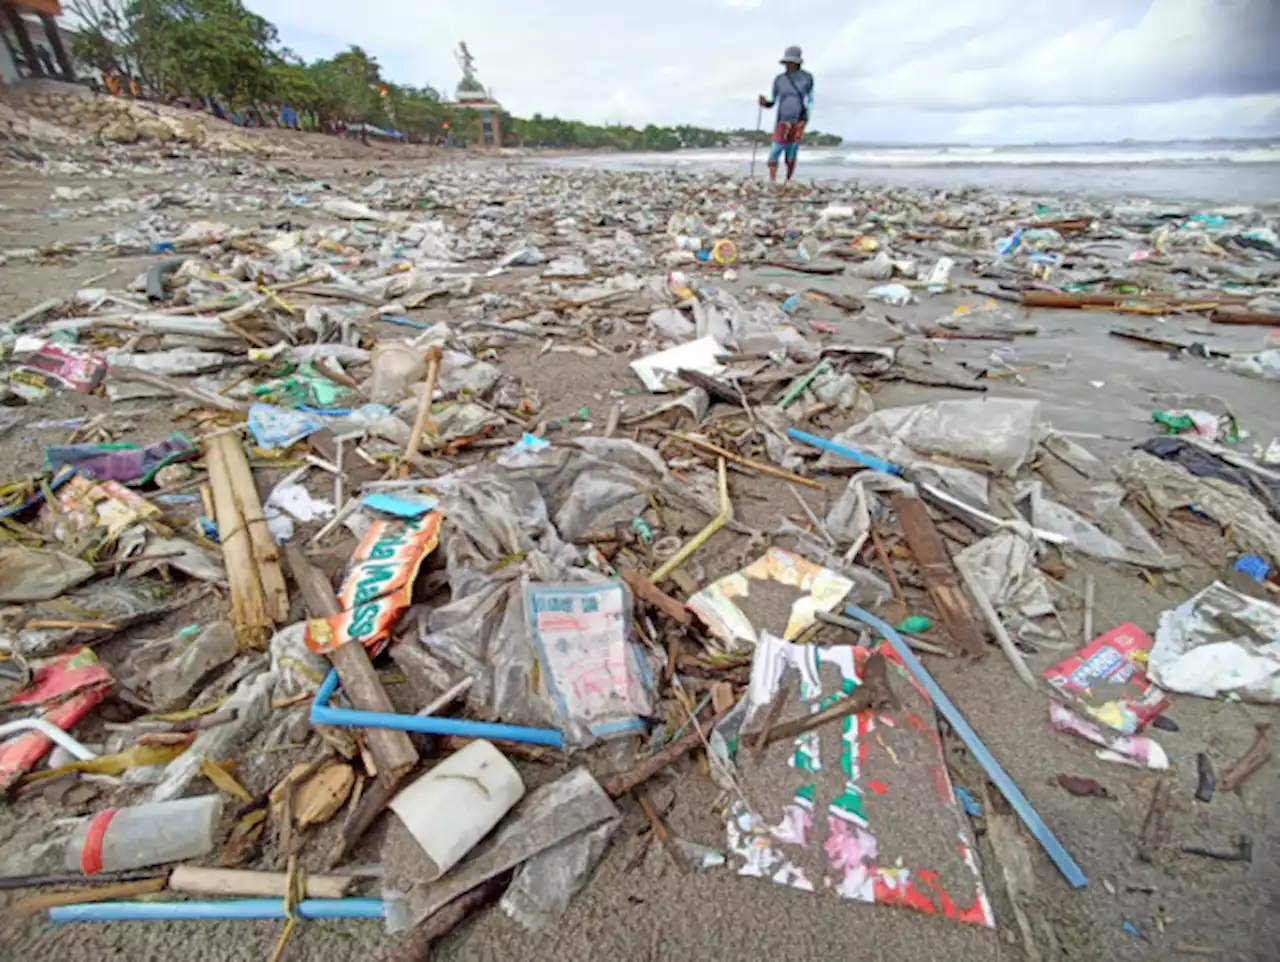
[{"x1": 895, "y1": 616, "x2": 933, "y2": 634}]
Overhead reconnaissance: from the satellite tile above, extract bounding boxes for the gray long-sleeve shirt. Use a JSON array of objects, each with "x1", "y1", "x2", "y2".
[{"x1": 771, "y1": 70, "x2": 814, "y2": 124}]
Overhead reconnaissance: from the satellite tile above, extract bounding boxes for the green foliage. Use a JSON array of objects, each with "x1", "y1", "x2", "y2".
[
  {"x1": 510, "y1": 116, "x2": 843, "y2": 150},
  {"x1": 64, "y1": 2, "x2": 845, "y2": 147}
]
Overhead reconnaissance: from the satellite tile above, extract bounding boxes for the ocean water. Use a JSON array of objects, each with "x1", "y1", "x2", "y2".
[{"x1": 545, "y1": 140, "x2": 1280, "y2": 207}]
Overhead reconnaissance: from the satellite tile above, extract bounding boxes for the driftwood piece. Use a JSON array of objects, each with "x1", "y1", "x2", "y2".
[
  {"x1": 283, "y1": 546, "x2": 418, "y2": 789},
  {"x1": 764, "y1": 260, "x2": 846, "y2": 275},
  {"x1": 402, "y1": 345, "x2": 444, "y2": 464},
  {"x1": 892, "y1": 496, "x2": 987, "y2": 658},
  {"x1": 325, "y1": 765, "x2": 408, "y2": 870},
  {"x1": 1220, "y1": 724, "x2": 1272, "y2": 793}
]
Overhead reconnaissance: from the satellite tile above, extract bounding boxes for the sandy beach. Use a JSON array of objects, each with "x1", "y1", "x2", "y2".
[{"x1": 1, "y1": 118, "x2": 1277, "y2": 962}]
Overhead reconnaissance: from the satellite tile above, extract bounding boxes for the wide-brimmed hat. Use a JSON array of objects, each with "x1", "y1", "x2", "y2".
[{"x1": 780, "y1": 46, "x2": 803, "y2": 65}]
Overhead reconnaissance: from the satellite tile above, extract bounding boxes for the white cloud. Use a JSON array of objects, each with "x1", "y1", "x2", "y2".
[{"x1": 248, "y1": 0, "x2": 1280, "y2": 143}]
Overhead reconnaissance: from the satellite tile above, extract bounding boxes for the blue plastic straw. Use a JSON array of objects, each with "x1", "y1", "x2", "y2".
[
  {"x1": 843, "y1": 604, "x2": 1088, "y2": 889},
  {"x1": 786, "y1": 428, "x2": 902, "y2": 475},
  {"x1": 310, "y1": 669, "x2": 564, "y2": 748},
  {"x1": 50, "y1": 898, "x2": 385, "y2": 923}
]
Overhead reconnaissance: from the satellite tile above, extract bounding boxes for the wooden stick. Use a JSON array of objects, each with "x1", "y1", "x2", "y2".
[
  {"x1": 327, "y1": 766, "x2": 411, "y2": 870},
  {"x1": 214, "y1": 434, "x2": 289, "y2": 624},
  {"x1": 401, "y1": 345, "x2": 444, "y2": 465},
  {"x1": 957, "y1": 564, "x2": 1036, "y2": 690},
  {"x1": 601, "y1": 708, "x2": 728, "y2": 798},
  {"x1": 1137, "y1": 775, "x2": 1173, "y2": 863},
  {"x1": 749, "y1": 688, "x2": 789, "y2": 760},
  {"x1": 382, "y1": 873, "x2": 509, "y2": 962},
  {"x1": 869, "y1": 526, "x2": 906, "y2": 621},
  {"x1": 168, "y1": 865, "x2": 352, "y2": 899},
  {"x1": 764, "y1": 654, "x2": 894, "y2": 743},
  {"x1": 637, "y1": 792, "x2": 689, "y2": 874},
  {"x1": 284, "y1": 546, "x2": 418, "y2": 790},
  {"x1": 15, "y1": 876, "x2": 167, "y2": 913},
  {"x1": 207, "y1": 433, "x2": 271, "y2": 646},
  {"x1": 671, "y1": 432, "x2": 823, "y2": 490},
  {"x1": 619, "y1": 566, "x2": 692, "y2": 625},
  {"x1": 1220, "y1": 724, "x2": 1272, "y2": 793}
]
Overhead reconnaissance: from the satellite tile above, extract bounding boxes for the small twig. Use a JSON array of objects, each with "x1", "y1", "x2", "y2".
[{"x1": 636, "y1": 792, "x2": 689, "y2": 874}]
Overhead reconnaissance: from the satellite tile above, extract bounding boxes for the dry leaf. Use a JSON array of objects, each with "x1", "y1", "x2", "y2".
[
  {"x1": 270, "y1": 761, "x2": 354, "y2": 826},
  {"x1": 219, "y1": 807, "x2": 267, "y2": 867},
  {"x1": 23, "y1": 742, "x2": 188, "y2": 783},
  {"x1": 200, "y1": 756, "x2": 253, "y2": 802}
]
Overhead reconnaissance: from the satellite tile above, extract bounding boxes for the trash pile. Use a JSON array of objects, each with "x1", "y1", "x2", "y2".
[{"x1": 0, "y1": 153, "x2": 1277, "y2": 958}]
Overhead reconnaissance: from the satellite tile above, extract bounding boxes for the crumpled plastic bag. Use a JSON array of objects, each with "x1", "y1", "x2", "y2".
[
  {"x1": 955, "y1": 529, "x2": 1057, "y2": 632},
  {"x1": 412, "y1": 439, "x2": 705, "y2": 737},
  {"x1": 1150, "y1": 581, "x2": 1280, "y2": 702},
  {"x1": 269, "y1": 622, "x2": 330, "y2": 699}
]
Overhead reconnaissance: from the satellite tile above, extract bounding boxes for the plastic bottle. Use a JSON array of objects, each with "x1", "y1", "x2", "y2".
[
  {"x1": 366, "y1": 341, "x2": 424, "y2": 404},
  {"x1": 389, "y1": 740, "x2": 524, "y2": 881},
  {"x1": 64, "y1": 795, "x2": 223, "y2": 873}
]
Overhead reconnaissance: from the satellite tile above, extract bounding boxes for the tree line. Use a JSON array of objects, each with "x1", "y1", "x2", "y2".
[{"x1": 65, "y1": 0, "x2": 844, "y2": 149}]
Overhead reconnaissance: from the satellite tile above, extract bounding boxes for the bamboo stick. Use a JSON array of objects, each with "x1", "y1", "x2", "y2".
[
  {"x1": 671, "y1": 432, "x2": 823, "y2": 490},
  {"x1": 206, "y1": 433, "x2": 271, "y2": 646},
  {"x1": 15, "y1": 876, "x2": 168, "y2": 913},
  {"x1": 214, "y1": 434, "x2": 289, "y2": 623},
  {"x1": 168, "y1": 866, "x2": 352, "y2": 899}
]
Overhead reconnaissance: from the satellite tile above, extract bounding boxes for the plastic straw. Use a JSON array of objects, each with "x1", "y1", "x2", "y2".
[
  {"x1": 50, "y1": 898, "x2": 385, "y2": 923},
  {"x1": 310, "y1": 669, "x2": 564, "y2": 748},
  {"x1": 786, "y1": 428, "x2": 901, "y2": 475},
  {"x1": 842, "y1": 603, "x2": 1088, "y2": 888}
]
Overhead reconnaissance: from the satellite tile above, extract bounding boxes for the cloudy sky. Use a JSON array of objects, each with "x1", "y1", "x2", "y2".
[{"x1": 251, "y1": 0, "x2": 1280, "y2": 144}]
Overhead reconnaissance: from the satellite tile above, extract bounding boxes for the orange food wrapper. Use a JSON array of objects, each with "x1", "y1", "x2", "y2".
[{"x1": 305, "y1": 512, "x2": 440, "y2": 655}]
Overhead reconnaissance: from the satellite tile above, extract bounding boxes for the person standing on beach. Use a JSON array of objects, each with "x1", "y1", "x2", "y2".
[{"x1": 759, "y1": 46, "x2": 814, "y2": 183}]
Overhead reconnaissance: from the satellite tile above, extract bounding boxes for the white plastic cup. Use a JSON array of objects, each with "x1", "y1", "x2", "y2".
[
  {"x1": 64, "y1": 794, "x2": 223, "y2": 874},
  {"x1": 389, "y1": 740, "x2": 524, "y2": 881}
]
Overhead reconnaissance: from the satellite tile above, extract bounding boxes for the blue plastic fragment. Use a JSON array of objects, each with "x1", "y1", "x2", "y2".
[
  {"x1": 843, "y1": 604, "x2": 1088, "y2": 889},
  {"x1": 954, "y1": 786, "x2": 982, "y2": 817},
  {"x1": 360, "y1": 492, "x2": 439, "y2": 518},
  {"x1": 1234, "y1": 554, "x2": 1272, "y2": 583},
  {"x1": 786, "y1": 428, "x2": 902, "y2": 475}
]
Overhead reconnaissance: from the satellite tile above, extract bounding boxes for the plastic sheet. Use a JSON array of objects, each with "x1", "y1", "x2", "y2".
[
  {"x1": 0, "y1": 545, "x2": 94, "y2": 603},
  {"x1": 815, "y1": 398, "x2": 1042, "y2": 477},
  {"x1": 500, "y1": 819, "x2": 620, "y2": 932},
  {"x1": 1116, "y1": 451, "x2": 1280, "y2": 565}
]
